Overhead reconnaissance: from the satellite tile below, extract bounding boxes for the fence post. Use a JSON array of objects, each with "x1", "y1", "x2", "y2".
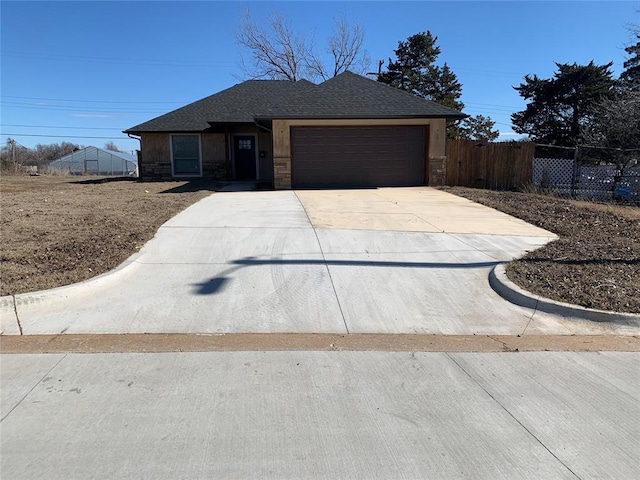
[{"x1": 570, "y1": 146, "x2": 579, "y2": 198}]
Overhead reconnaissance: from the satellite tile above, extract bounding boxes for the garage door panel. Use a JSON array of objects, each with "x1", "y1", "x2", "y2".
[{"x1": 291, "y1": 126, "x2": 426, "y2": 188}]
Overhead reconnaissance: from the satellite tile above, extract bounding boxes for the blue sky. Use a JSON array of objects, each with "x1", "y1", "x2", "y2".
[{"x1": 1, "y1": 0, "x2": 638, "y2": 153}]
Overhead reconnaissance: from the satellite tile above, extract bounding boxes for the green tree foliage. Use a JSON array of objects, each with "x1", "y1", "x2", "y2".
[
  {"x1": 620, "y1": 34, "x2": 640, "y2": 89},
  {"x1": 511, "y1": 61, "x2": 617, "y2": 146},
  {"x1": 377, "y1": 31, "x2": 464, "y2": 111},
  {"x1": 458, "y1": 114, "x2": 499, "y2": 141}
]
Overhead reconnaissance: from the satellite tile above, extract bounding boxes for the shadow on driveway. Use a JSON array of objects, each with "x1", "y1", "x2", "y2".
[{"x1": 191, "y1": 257, "x2": 502, "y2": 295}]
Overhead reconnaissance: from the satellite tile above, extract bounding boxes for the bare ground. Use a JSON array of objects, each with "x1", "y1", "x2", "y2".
[
  {"x1": 0, "y1": 175, "x2": 218, "y2": 296},
  {"x1": 442, "y1": 187, "x2": 640, "y2": 313},
  {"x1": 1, "y1": 176, "x2": 638, "y2": 313}
]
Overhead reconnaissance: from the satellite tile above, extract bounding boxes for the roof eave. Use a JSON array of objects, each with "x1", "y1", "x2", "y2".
[
  {"x1": 123, "y1": 128, "x2": 211, "y2": 135},
  {"x1": 253, "y1": 113, "x2": 467, "y2": 121}
]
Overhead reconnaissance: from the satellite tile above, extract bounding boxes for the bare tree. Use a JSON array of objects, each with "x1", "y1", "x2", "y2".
[
  {"x1": 307, "y1": 15, "x2": 370, "y2": 80},
  {"x1": 237, "y1": 11, "x2": 310, "y2": 81},
  {"x1": 582, "y1": 89, "x2": 640, "y2": 151},
  {"x1": 582, "y1": 89, "x2": 640, "y2": 186},
  {"x1": 104, "y1": 141, "x2": 125, "y2": 153},
  {"x1": 1, "y1": 140, "x2": 80, "y2": 169},
  {"x1": 237, "y1": 11, "x2": 370, "y2": 82}
]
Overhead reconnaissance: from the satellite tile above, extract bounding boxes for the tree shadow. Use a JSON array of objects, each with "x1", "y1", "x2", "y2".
[
  {"x1": 191, "y1": 257, "x2": 502, "y2": 295},
  {"x1": 192, "y1": 277, "x2": 230, "y2": 295},
  {"x1": 71, "y1": 176, "x2": 137, "y2": 185}
]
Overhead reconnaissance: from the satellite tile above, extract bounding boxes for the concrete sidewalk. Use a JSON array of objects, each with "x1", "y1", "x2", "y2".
[
  {"x1": 0, "y1": 188, "x2": 636, "y2": 336},
  {"x1": 2, "y1": 351, "x2": 638, "y2": 479}
]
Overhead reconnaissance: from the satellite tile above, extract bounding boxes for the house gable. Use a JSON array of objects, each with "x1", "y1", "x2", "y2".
[{"x1": 125, "y1": 71, "x2": 464, "y2": 186}]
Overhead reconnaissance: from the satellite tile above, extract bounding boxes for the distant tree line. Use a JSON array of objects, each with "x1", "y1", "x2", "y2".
[
  {"x1": 1, "y1": 140, "x2": 127, "y2": 171},
  {"x1": 0, "y1": 139, "x2": 81, "y2": 170}
]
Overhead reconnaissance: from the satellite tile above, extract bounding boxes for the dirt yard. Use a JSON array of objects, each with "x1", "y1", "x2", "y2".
[
  {"x1": 443, "y1": 187, "x2": 640, "y2": 313},
  {"x1": 1, "y1": 175, "x2": 217, "y2": 296},
  {"x1": 2, "y1": 176, "x2": 638, "y2": 313}
]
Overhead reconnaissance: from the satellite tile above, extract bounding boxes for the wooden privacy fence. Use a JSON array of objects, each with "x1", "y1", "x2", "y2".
[{"x1": 445, "y1": 139, "x2": 535, "y2": 190}]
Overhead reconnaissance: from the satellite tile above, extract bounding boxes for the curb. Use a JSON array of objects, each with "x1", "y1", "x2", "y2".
[
  {"x1": 0, "y1": 249, "x2": 144, "y2": 310},
  {"x1": 489, "y1": 264, "x2": 640, "y2": 326}
]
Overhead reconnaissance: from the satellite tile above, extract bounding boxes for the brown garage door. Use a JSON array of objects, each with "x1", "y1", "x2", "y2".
[{"x1": 291, "y1": 126, "x2": 426, "y2": 188}]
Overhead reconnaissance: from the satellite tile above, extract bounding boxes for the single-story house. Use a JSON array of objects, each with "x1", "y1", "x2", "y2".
[{"x1": 124, "y1": 71, "x2": 465, "y2": 189}]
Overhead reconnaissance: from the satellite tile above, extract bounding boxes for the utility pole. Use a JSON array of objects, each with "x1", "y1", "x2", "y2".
[
  {"x1": 366, "y1": 59, "x2": 385, "y2": 78},
  {"x1": 7, "y1": 138, "x2": 17, "y2": 171}
]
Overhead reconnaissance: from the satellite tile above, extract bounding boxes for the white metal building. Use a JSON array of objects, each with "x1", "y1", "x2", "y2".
[{"x1": 49, "y1": 147, "x2": 138, "y2": 176}]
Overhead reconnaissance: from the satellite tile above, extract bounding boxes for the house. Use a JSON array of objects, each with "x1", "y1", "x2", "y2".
[
  {"x1": 124, "y1": 71, "x2": 465, "y2": 189},
  {"x1": 49, "y1": 146, "x2": 138, "y2": 176}
]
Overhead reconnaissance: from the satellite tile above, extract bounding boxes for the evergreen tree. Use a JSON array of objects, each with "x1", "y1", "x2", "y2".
[
  {"x1": 620, "y1": 34, "x2": 640, "y2": 89},
  {"x1": 459, "y1": 115, "x2": 499, "y2": 141},
  {"x1": 511, "y1": 61, "x2": 616, "y2": 146},
  {"x1": 378, "y1": 31, "x2": 464, "y2": 111}
]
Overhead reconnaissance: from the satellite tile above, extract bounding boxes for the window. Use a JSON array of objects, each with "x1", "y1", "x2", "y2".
[
  {"x1": 171, "y1": 135, "x2": 201, "y2": 176},
  {"x1": 238, "y1": 139, "x2": 252, "y2": 150}
]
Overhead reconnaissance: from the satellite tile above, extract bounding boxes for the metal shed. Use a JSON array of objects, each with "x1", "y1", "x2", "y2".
[{"x1": 49, "y1": 147, "x2": 138, "y2": 176}]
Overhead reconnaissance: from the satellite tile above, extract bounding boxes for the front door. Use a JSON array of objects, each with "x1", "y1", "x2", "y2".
[{"x1": 233, "y1": 136, "x2": 257, "y2": 180}]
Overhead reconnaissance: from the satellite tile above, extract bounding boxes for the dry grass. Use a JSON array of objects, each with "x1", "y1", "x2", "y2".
[
  {"x1": 3, "y1": 175, "x2": 638, "y2": 313},
  {"x1": 0, "y1": 175, "x2": 219, "y2": 295},
  {"x1": 442, "y1": 187, "x2": 640, "y2": 313}
]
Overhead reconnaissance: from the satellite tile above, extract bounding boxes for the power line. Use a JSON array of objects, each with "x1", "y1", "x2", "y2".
[
  {"x1": 465, "y1": 101, "x2": 521, "y2": 109},
  {"x1": 451, "y1": 66, "x2": 528, "y2": 79},
  {"x1": 2, "y1": 124, "x2": 127, "y2": 131},
  {"x1": 3, "y1": 138, "x2": 30, "y2": 149},
  {"x1": 1, "y1": 102, "x2": 164, "y2": 114},
  {"x1": 1, "y1": 133, "x2": 130, "y2": 140},
  {"x1": 1, "y1": 50, "x2": 236, "y2": 68},
  {"x1": 1, "y1": 95, "x2": 186, "y2": 105},
  {"x1": 1, "y1": 124, "x2": 123, "y2": 131},
  {"x1": 464, "y1": 104, "x2": 520, "y2": 113}
]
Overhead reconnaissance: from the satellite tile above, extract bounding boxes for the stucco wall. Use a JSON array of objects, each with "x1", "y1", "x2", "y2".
[{"x1": 271, "y1": 118, "x2": 447, "y2": 189}]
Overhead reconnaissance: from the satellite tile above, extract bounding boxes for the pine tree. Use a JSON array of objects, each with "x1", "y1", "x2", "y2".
[
  {"x1": 378, "y1": 31, "x2": 464, "y2": 111},
  {"x1": 620, "y1": 34, "x2": 640, "y2": 89},
  {"x1": 511, "y1": 61, "x2": 616, "y2": 146},
  {"x1": 459, "y1": 115, "x2": 499, "y2": 141}
]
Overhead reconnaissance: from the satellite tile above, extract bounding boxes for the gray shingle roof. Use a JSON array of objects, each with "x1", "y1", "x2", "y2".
[{"x1": 124, "y1": 72, "x2": 465, "y2": 134}]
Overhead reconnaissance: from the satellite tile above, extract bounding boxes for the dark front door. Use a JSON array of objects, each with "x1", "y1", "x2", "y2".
[{"x1": 234, "y1": 136, "x2": 257, "y2": 180}]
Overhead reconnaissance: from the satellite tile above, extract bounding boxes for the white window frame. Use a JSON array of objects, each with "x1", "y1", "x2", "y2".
[{"x1": 170, "y1": 134, "x2": 202, "y2": 177}]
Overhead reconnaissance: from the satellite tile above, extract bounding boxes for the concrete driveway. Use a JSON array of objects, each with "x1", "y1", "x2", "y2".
[
  {"x1": 0, "y1": 187, "x2": 633, "y2": 336},
  {"x1": 3, "y1": 187, "x2": 640, "y2": 479}
]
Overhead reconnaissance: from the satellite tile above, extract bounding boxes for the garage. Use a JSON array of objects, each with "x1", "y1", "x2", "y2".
[{"x1": 291, "y1": 125, "x2": 427, "y2": 188}]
